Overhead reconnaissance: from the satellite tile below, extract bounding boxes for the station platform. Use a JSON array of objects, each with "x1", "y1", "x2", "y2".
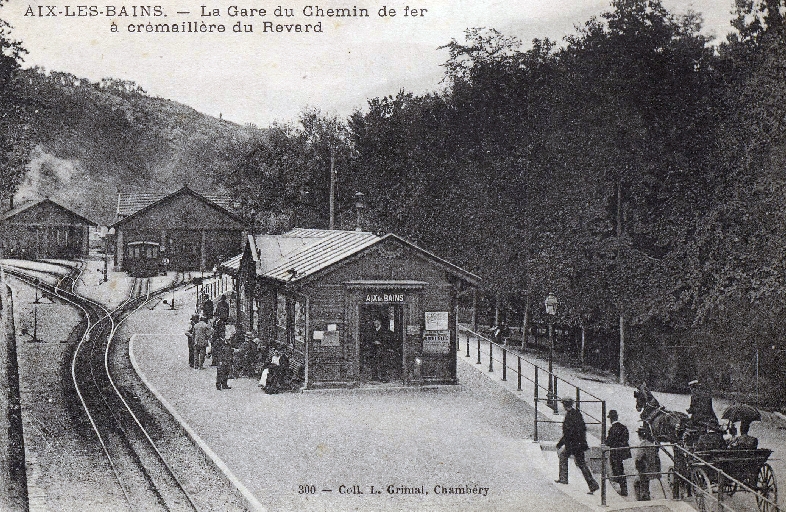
[{"x1": 119, "y1": 285, "x2": 591, "y2": 512}]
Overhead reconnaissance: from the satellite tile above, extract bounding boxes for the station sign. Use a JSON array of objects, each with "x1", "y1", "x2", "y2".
[
  {"x1": 364, "y1": 293, "x2": 405, "y2": 303},
  {"x1": 423, "y1": 330, "x2": 451, "y2": 354}
]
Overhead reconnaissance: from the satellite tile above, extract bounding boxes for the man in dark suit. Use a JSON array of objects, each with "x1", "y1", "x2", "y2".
[
  {"x1": 606, "y1": 409, "x2": 632, "y2": 496},
  {"x1": 687, "y1": 379, "x2": 719, "y2": 428},
  {"x1": 369, "y1": 318, "x2": 392, "y2": 382},
  {"x1": 555, "y1": 398, "x2": 600, "y2": 494}
]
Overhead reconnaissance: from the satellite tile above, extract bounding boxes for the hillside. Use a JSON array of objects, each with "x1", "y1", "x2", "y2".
[{"x1": 12, "y1": 69, "x2": 263, "y2": 225}]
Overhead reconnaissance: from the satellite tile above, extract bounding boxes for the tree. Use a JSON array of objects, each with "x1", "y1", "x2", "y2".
[{"x1": 0, "y1": 3, "x2": 32, "y2": 205}]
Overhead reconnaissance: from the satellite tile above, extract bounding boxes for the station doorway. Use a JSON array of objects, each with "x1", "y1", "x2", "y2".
[{"x1": 359, "y1": 304, "x2": 404, "y2": 383}]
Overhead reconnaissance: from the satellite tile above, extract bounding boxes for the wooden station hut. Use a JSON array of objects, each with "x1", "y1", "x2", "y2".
[
  {"x1": 0, "y1": 198, "x2": 95, "y2": 259},
  {"x1": 112, "y1": 186, "x2": 246, "y2": 274},
  {"x1": 233, "y1": 228, "x2": 480, "y2": 389}
]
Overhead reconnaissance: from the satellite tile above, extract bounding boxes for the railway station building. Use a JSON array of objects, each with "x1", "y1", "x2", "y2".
[
  {"x1": 231, "y1": 228, "x2": 479, "y2": 388},
  {"x1": 112, "y1": 186, "x2": 247, "y2": 274},
  {"x1": 0, "y1": 198, "x2": 95, "y2": 259}
]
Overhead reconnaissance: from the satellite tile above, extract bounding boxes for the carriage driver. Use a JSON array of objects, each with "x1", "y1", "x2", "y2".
[{"x1": 687, "y1": 379, "x2": 720, "y2": 429}]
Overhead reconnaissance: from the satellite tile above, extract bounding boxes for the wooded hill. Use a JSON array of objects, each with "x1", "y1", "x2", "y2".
[{"x1": 8, "y1": 68, "x2": 261, "y2": 225}]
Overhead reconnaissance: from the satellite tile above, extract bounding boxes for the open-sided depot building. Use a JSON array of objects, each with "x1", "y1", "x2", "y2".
[
  {"x1": 231, "y1": 228, "x2": 479, "y2": 388},
  {"x1": 0, "y1": 198, "x2": 95, "y2": 259}
]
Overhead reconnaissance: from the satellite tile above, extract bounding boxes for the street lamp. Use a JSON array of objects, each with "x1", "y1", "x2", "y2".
[
  {"x1": 545, "y1": 293, "x2": 558, "y2": 413},
  {"x1": 354, "y1": 191, "x2": 365, "y2": 231}
]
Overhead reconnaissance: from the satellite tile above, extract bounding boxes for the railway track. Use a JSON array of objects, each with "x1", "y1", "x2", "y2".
[{"x1": 2, "y1": 263, "x2": 200, "y2": 512}]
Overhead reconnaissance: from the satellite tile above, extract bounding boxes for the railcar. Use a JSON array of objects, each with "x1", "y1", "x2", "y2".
[{"x1": 125, "y1": 241, "x2": 162, "y2": 277}]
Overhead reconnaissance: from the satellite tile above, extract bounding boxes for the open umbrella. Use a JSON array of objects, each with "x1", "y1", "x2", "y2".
[{"x1": 722, "y1": 403, "x2": 762, "y2": 424}]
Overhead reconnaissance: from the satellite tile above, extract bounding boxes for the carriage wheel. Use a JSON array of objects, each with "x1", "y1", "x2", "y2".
[
  {"x1": 756, "y1": 463, "x2": 778, "y2": 512},
  {"x1": 691, "y1": 467, "x2": 712, "y2": 512}
]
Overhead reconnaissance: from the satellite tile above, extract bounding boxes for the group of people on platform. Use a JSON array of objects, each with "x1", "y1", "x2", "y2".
[
  {"x1": 557, "y1": 380, "x2": 759, "y2": 502},
  {"x1": 184, "y1": 293, "x2": 299, "y2": 393}
]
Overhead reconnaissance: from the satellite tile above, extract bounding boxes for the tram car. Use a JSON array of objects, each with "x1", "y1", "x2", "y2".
[{"x1": 125, "y1": 241, "x2": 163, "y2": 277}]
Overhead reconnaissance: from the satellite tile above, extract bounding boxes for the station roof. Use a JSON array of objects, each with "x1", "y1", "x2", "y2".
[
  {"x1": 250, "y1": 229, "x2": 381, "y2": 282},
  {"x1": 240, "y1": 228, "x2": 480, "y2": 286},
  {"x1": 0, "y1": 198, "x2": 96, "y2": 226}
]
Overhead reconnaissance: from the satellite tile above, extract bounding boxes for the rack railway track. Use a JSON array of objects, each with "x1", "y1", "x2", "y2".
[{"x1": 2, "y1": 262, "x2": 200, "y2": 512}]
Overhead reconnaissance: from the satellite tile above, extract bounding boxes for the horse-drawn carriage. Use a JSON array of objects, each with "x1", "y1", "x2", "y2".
[{"x1": 635, "y1": 383, "x2": 778, "y2": 512}]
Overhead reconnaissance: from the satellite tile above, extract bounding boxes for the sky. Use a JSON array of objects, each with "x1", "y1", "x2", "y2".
[{"x1": 2, "y1": 0, "x2": 737, "y2": 127}]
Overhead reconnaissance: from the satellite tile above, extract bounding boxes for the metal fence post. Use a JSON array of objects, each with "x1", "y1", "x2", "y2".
[
  {"x1": 601, "y1": 400, "x2": 607, "y2": 444},
  {"x1": 476, "y1": 336, "x2": 481, "y2": 365},
  {"x1": 534, "y1": 366, "x2": 539, "y2": 442},
  {"x1": 466, "y1": 333, "x2": 470, "y2": 358},
  {"x1": 601, "y1": 445, "x2": 607, "y2": 507},
  {"x1": 502, "y1": 348, "x2": 507, "y2": 381},
  {"x1": 576, "y1": 388, "x2": 581, "y2": 412},
  {"x1": 717, "y1": 469, "x2": 724, "y2": 510},
  {"x1": 488, "y1": 342, "x2": 494, "y2": 372},
  {"x1": 517, "y1": 357, "x2": 522, "y2": 391}
]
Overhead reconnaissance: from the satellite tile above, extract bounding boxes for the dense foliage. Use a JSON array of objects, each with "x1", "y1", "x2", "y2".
[
  {"x1": 231, "y1": 0, "x2": 786, "y2": 403},
  {"x1": 0, "y1": 0, "x2": 31, "y2": 203}
]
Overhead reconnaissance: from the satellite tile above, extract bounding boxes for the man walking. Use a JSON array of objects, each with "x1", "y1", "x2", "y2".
[
  {"x1": 555, "y1": 398, "x2": 600, "y2": 494},
  {"x1": 606, "y1": 409, "x2": 632, "y2": 496}
]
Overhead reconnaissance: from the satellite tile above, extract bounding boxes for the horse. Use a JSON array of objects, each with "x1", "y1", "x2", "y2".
[{"x1": 634, "y1": 382, "x2": 688, "y2": 444}]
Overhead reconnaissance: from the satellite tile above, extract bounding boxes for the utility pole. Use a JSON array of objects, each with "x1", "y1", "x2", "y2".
[
  {"x1": 329, "y1": 146, "x2": 336, "y2": 230},
  {"x1": 617, "y1": 179, "x2": 625, "y2": 385}
]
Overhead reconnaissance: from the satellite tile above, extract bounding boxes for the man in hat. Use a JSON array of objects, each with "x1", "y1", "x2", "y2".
[
  {"x1": 634, "y1": 427, "x2": 661, "y2": 501},
  {"x1": 606, "y1": 410, "x2": 632, "y2": 496},
  {"x1": 214, "y1": 294, "x2": 230, "y2": 322},
  {"x1": 213, "y1": 322, "x2": 235, "y2": 390},
  {"x1": 184, "y1": 314, "x2": 200, "y2": 368},
  {"x1": 191, "y1": 316, "x2": 213, "y2": 370},
  {"x1": 201, "y1": 293, "x2": 214, "y2": 321},
  {"x1": 368, "y1": 318, "x2": 392, "y2": 382},
  {"x1": 555, "y1": 397, "x2": 600, "y2": 494},
  {"x1": 687, "y1": 379, "x2": 719, "y2": 428}
]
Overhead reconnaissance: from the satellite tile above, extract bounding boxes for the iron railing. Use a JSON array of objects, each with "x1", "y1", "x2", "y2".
[{"x1": 459, "y1": 325, "x2": 606, "y2": 444}]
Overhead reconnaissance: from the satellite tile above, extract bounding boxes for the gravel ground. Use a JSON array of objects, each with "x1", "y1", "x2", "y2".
[
  {"x1": 126, "y1": 287, "x2": 586, "y2": 512},
  {"x1": 10, "y1": 276, "x2": 129, "y2": 512}
]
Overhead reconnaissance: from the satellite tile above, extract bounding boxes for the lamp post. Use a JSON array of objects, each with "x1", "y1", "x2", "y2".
[
  {"x1": 354, "y1": 191, "x2": 365, "y2": 231},
  {"x1": 545, "y1": 293, "x2": 558, "y2": 413}
]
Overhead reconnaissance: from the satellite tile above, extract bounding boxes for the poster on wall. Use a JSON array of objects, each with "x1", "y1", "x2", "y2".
[
  {"x1": 423, "y1": 330, "x2": 451, "y2": 354},
  {"x1": 425, "y1": 311, "x2": 449, "y2": 331}
]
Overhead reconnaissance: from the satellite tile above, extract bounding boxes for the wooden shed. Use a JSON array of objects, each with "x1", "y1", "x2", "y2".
[
  {"x1": 112, "y1": 186, "x2": 246, "y2": 274},
  {"x1": 0, "y1": 198, "x2": 95, "y2": 259},
  {"x1": 235, "y1": 228, "x2": 480, "y2": 389}
]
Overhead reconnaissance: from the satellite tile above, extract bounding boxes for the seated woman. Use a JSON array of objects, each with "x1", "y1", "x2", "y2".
[
  {"x1": 729, "y1": 421, "x2": 758, "y2": 450},
  {"x1": 258, "y1": 344, "x2": 291, "y2": 394}
]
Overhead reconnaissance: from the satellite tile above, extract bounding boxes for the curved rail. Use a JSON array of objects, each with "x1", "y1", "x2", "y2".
[{"x1": 2, "y1": 263, "x2": 197, "y2": 511}]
